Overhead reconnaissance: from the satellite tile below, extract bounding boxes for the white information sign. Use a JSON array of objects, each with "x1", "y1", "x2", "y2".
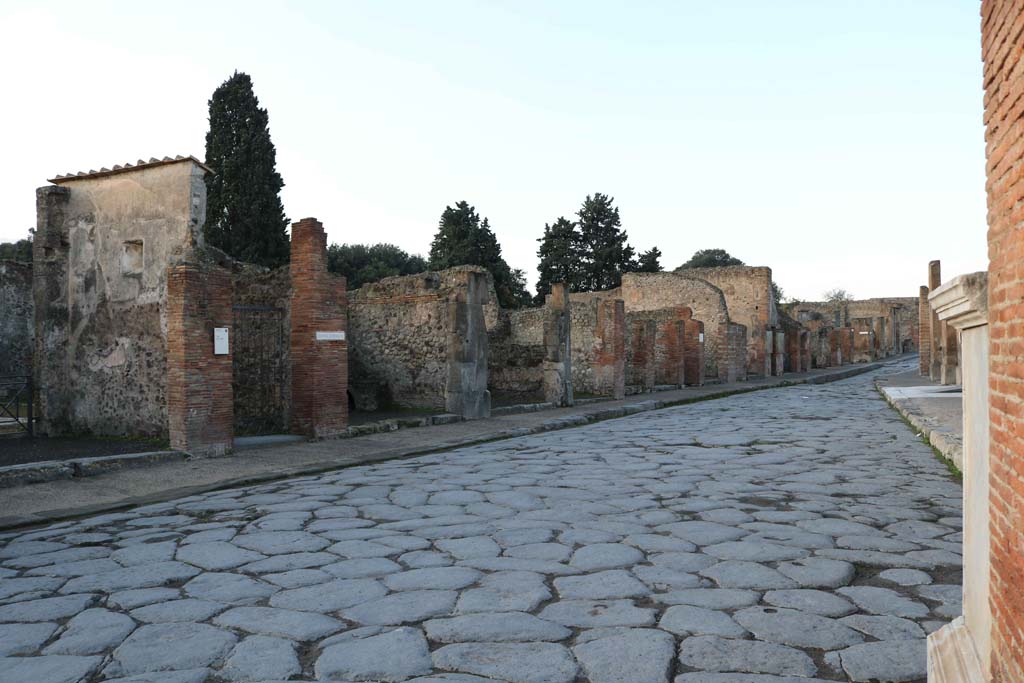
[
  {"x1": 214, "y1": 327, "x2": 230, "y2": 355},
  {"x1": 316, "y1": 331, "x2": 346, "y2": 341},
  {"x1": 698, "y1": 333, "x2": 705, "y2": 343}
]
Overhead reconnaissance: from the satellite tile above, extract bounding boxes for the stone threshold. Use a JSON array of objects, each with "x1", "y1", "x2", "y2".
[{"x1": 0, "y1": 358, "x2": 901, "y2": 531}]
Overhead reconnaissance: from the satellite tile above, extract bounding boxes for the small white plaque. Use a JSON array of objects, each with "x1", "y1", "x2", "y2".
[
  {"x1": 859, "y1": 331, "x2": 870, "y2": 335},
  {"x1": 316, "y1": 331, "x2": 346, "y2": 341},
  {"x1": 698, "y1": 333, "x2": 705, "y2": 343},
  {"x1": 214, "y1": 327, "x2": 230, "y2": 355}
]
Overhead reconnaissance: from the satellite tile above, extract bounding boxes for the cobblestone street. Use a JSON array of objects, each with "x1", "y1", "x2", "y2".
[{"x1": 0, "y1": 360, "x2": 962, "y2": 683}]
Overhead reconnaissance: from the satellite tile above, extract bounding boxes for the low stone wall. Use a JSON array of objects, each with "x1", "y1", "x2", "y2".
[
  {"x1": 489, "y1": 307, "x2": 546, "y2": 403},
  {"x1": 570, "y1": 296, "x2": 625, "y2": 398},
  {"x1": 0, "y1": 260, "x2": 32, "y2": 377}
]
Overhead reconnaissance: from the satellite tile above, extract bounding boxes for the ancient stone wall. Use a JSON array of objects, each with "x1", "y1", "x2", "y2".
[
  {"x1": 850, "y1": 318, "x2": 876, "y2": 363},
  {"x1": 612, "y1": 272, "x2": 730, "y2": 379},
  {"x1": 717, "y1": 322, "x2": 748, "y2": 383},
  {"x1": 347, "y1": 266, "x2": 489, "y2": 414},
  {"x1": 982, "y1": 0, "x2": 1024, "y2": 677},
  {"x1": 680, "y1": 266, "x2": 775, "y2": 377},
  {"x1": 0, "y1": 260, "x2": 33, "y2": 377},
  {"x1": 569, "y1": 295, "x2": 625, "y2": 398},
  {"x1": 488, "y1": 306, "x2": 546, "y2": 403},
  {"x1": 791, "y1": 297, "x2": 919, "y2": 356},
  {"x1": 625, "y1": 314, "x2": 657, "y2": 393},
  {"x1": 34, "y1": 158, "x2": 207, "y2": 437}
]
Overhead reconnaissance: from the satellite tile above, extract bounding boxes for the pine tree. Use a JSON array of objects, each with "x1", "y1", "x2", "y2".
[
  {"x1": 327, "y1": 243, "x2": 427, "y2": 290},
  {"x1": 429, "y1": 201, "x2": 531, "y2": 309},
  {"x1": 637, "y1": 247, "x2": 663, "y2": 273},
  {"x1": 576, "y1": 193, "x2": 635, "y2": 291},
  {"x1": 675, "y1": 248, "x2": 744, "y2": 270},
  {"x1": 204, "y1": 71, "x2": 290, "y2": 267},
  {"x1": 535, "y1": 216, "x2": 581, "y2": 303}
]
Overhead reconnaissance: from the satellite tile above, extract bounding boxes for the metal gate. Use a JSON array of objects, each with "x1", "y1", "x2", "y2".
[
  {"x1": 0, "y1": 375, "x2": 33, "y2": 436},
  {"x1": 232, "y1": 305, "x2": 286, "y2": 435}
]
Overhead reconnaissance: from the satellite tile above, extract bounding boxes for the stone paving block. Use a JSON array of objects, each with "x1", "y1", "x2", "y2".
[
  {"x1": 659, "y1": 605, "x2": 747, "y2": 637},
  {"x1": 0, "y1": 593, "x2": 98, "y2": 621},
  {"x1": 539, "y1": 599, "x2": 656, "y2": 627},
  {"x1": 837, "y1": 640, "x2": 927, "y2": 682},
  {"x1": 182, "y1": 572, "x2": 278, "y2": 605},
  {"x1": 268, "y1": 577, "x2": 386, "y2": 611},
  {"x1": 219, "y1": 635, "x2": 300, "y2": 682},
  {"x1": 130, "y1": 599, "x2": 226, "y2": 624},
  {"x1": 0, "y1": 654, "x2": 102, "y2": 683},
  {"x1": 106, "y1": 623, "x2": 237, "y2": 677},
  {"x1": 700, "y1": 561, "x2": 798, "y2": 589},
  {"x1": 424, "y1": 611, "x2": 571, "y2": 642},
  {"x1": 43, "y1": 608, "x2": 136, "y2": 655},
  {"x1": 0, "y1": 621, "x2": 58, "y2": 655},
  {"x1": 734, "y1": 606, "x2": 864, "y2": 649},
  {"x1": 433, "y1": 642, "x2": 578, "y2": 683},
  {"x1": 342, "y1": 590, "x2": 459, "y2": 625},
  {"x1": 573, "y1": 628, "x2": 675, "y2": 683},
  {"x1": 554, "y1": 569, "x2": 650, "y2": 599},
  {"x1": 677, "y1": 635, "x2": 817, "y2": 677},
  {"x1": 316, "y1": 627, "x2": 432, "y2": 682}
]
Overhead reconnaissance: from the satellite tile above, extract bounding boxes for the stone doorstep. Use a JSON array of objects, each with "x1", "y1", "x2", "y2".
[
  {"x1": 877, "y1": 384, "x2": 964, "y2": 472},
  {"x1": 0, "y1": 451, "x2": 186, "y2": 489},
  {"x1": 0, "y1": 358, "x2": 896, "y2": 530}
]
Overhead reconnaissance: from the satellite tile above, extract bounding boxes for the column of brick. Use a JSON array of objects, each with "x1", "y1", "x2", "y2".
[
  {"x1": 627, "y1": 318, "x2": 657, "y2": 392},
  {"x1": 166, "y1": 264, "x2": 234, "y2": 456},
  {"x1": 929, "y1": 261, "x2": 943, "y2": 381},
  {"x1": 919, "y1": 286, "x2": 931, "y2": 375},
  {"x1": 594, "y1": 299, "x2": 625, "y2": 399},
  {"x1": 682, "y1": 313, "x2": 705, "y2": 386},
  {"x1": 290, "y1": 218, "x2": 348, "y2": 438},
  {"x1": 982, "y1": 2, "x2": 1024, "y2": 678},
  {"x1": 542, "y1": 283, "x2": 573, "y2": 406}
]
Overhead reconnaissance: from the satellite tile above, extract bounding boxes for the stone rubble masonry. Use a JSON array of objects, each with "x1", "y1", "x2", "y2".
[
  {"x1": 541, "y1": 283, "x2": 573, "y2": 406},
  {"x1": 717, "y1": 321, "x2": 748, "y2": 383},
  {"x1": 290, "y1": 218, "x2": 348, "y2": 437},
  {"x1": 0, "y1": 259, "x2": 33, "y2": 377},
  {"x1": 790, "y1": 297, "x2": 918, "y2": 358},
  {"x1": 33, "y1": 158, "x2": 208, "y2": 437},
  {"x1": 679, "y1": 266, "x2": 776, "y2": 378},
  {"x1": 166, "y1": 264, "x2": 234, "y2": 456},
  {"x1": 850, "y1": 318, "x2": 877, "y2": 364},
  {"x1": 982, "y1": 0, "x2": 1024, "y2": 679},
  {"x1": 445, "y1": 268, "x2": 490, "y2": 419},
  {"x1": 919, "y1": 285, "x2": 932, "y2": 376}
]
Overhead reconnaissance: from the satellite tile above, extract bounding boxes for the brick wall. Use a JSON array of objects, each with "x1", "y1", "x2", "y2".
[
  {"x1": 0, "y1": 260, "x2": 33, "y2": 377},
  {"x1": 166, "y1": 264, "x2": 234, "y2": 456},
  {"x1": 626, "y1": 316, "x2": 657, "y2": 393},
  {"x1": 919, "y1": 285, "x2": 931, "y2": 375},
  {"x1": 717, "y1": 322, "x2": 748, "y2": 383},
  {"x1": 982, "y1": 0, "x2": 1024, "y2": 679},
  {"x1": 290, "y1": 218, "x2": 348, "y2": 438},
  {"x1": 570, "y1": 296, "x2": 626, "y2": 398}
]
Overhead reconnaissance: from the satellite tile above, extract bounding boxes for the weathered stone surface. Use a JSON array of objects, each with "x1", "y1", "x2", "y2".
[
  {"x1": 130, "y1": 599, "x2": 225, "y2": 624},
  {"x1": 573, "y1": 628, "x2": 675, "y2": 683},
  {"x1": 878, "y1": 568, "x2": 932, "y2": 586},
  {"x1": 425, "y1": 611, "x2": 571, "y2": 642},
  {"x1": 677, "y1": 635, "x2": 817, "y2": 677},
  {"x1": 0, "y1": 655, "x2": 102, "y2": 683},
  {"x1": 836, "y1": 586, "x2": 930, "y2": 618},
  {"x1": 0, "y1": 594, "x2": 98, "y2": 622},
  {"x1": 539, "y1": 599, "x2": 656, "y2": 627},
  {"x1": 837, "y1": 640, "x2": 927, "y2": 682},
  {"x1": 268, "y1": 578, "x2": 386, "y2": 612},
  {"x1": 232, "y1": 531, "x2": 329, "y2": 555},
  {"x1": 182, "y1": 572, "x2": 277, "y2": 604},
  {"x1": 384, "y1": 567, "x2": 482, "y2": 591},
  {"x1": 316, "y1": 627, "x2": 432, "y2": 681},
  {"x1": 703, "y1": 541, "x2": 809, "y2": 562},
  {"x1": 343, "y1": 590, "x2": 458, "y2": 625},
  {"x1": 220, "y1": 635, "x2": 300, "y2": 682},
  {"x1": 107, "y1": 623, "x2": 237, "y2": 676},
  {"x1": 433, "y1": 642, "x2": 578, "y2": 683},
  {"x1": 174, "y1": 542, "x2": 264, "y2": 571},
  {"x1": 734, "y1": 606, "x2": 864, "y2": 649},
  {"x1": 659, "y1": 605, "x2": 747, "y2": 637},
  {"x1": 660, "y1": 588, "x2": 760, "y2": 609},
  {"x1": 700, "y1": 561, "x2": 798, "y2": 589},
  {"x1": 569, "y1": 543, "x2": 645, "y2": 571},
  {"x1": 554, "y1": 570, "x2": 650, "y2": 599},
  {"x1": 0, "y1": 621, "x2": 58, "y2": 655},
  {"x1": 43, "y1": 608, "x2": 136, "y2": 655},
  {"x1": 456, "y1": 571, "x2": 550, "y2": 613},
  {"x1": 60, "y1": 562, "x2": 199, "y2": 594},
  {"x1": 661, "y1": 521, "x2": 747, "y2": 545},
  {"x1": 213, "y1": 606, "x2": 343, "y2": 640},
  {"x1": 776, "y1": 558, "x2": 855, "y2": 588},
  {"x1": 838, "y1": 614, "x2": 925, "y2": 641},
  {"x1": 436, "y1": 536, "x2": 501, "y2": 559},
  {"x1": 763, "y1": 589, "x2": 856, "y2": 617}
]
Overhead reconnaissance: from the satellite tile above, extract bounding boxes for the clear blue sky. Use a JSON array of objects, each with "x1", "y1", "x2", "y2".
[{"x1": 0, "y1": 1, "x2": 986, "y2": 301}]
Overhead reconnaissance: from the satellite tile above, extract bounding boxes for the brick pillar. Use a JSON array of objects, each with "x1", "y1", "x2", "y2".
[
  {"x1": 983, "y1": 3, "x2": 1024, "y2": 679},
  {"x1": 594, "y1": 299, "x2": 625, "y2": 399},
  {"x1": 542, "y1": 283, "x2": 573, "y2": 406},
  {"x1": 772, "y1": 331, "x2": 785, "y2": 376},
  {"x1": 682, "y1": 315, "x2": 705, "y2": 386},
  {"x1": 800, "y1": 330, "x2": 811, "y2": 372},
  {"x1": 290, "y1": 218, "x2": 348, "y2": 437},
  {"x1": 785, "y1": 329, "x2": 801, "y2": 373},
  {"x1": 627, "y1": 318, "x2": 657, "y2": 392},
  {"x1": 166, "y1": 264, "x2": 234, "y2": 456},
  {"x1": 445, "y1": 269, "x2": 490, "y2": 419},
  {"x1": 919, "y1": 286, "x2": 931, "y2": 375},
  {"x1": 654, "y1": 307, "x2": 690, "y2": 387},
  {"x1": 940, "y1": 320, "x2": 959, "y2": 385},
  {"x1": 929, "y1": 261, "x2": 943, "y2": 380}
]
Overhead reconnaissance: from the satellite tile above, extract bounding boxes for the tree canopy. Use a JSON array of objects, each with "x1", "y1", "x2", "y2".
[
  {"x1": 637, "y1": 247, "x2": 663, "y2": 273},
  {"x1": 0, "y1": 229, "x2": 32, "y2": 262},
  {"x1": 576, "y1": 193, "x2": 635, "y2": 291},
  {"x1": 675, "y1": 248, "x2": 744, "y2": 270},
  {"x1": 535, "y1": 217, "x2": 582, "y2": 303},
  {"x1": 327, "y1": 243, "x2": 427, "y2": 290},
  {"x1": 429, "y1": 201, "x2": 531, "y2": 309},
  {"x1": 204, "y1": 71, "x2": 290, "y2": 267}
]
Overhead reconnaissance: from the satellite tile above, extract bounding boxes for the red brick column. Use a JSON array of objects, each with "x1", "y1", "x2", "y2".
[
  {"x1": 290, "y1": 218, "x2": 348, "y2": 438},
  {"x1": 919, "y1": 285, "x2": 931, "y2": 376},
  {"x1": 166, "y1": 264, "x2": 234, "y2": 456},
  {"x1": 594, "y1": 299, "x2": 625, "y2": 399},
  {"x1": 983, "y1": 1, "x2": 1024, "y2": 678},
  {"x1": 653, "y1": 308, "x2": 688, "y2": 387},
  {"x1": 682, "y1": 314, "x2": 705, "y2": 386},
  {"x1": 627, "y1": 318, "x2": 657, "y2": 392},
  {"x1": 929, "y1": 261, "x2": 943, "y2": 380}
]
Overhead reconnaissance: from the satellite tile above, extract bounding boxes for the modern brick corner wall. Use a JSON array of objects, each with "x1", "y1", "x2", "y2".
[
  {"x1": 982, "y1": 0, "x2": 1024, "y2": 679},
  {"x1": 290, "y1": 218, "x2": 348, "y2": 438},
  {"x1": 166, "y1": 264, "x2": 234, "y2": 456}
]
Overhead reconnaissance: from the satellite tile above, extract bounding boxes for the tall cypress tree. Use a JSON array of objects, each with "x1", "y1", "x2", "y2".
[
  {"x1": 535, "y1": 216, "x2": 581, "y2": 303},
  {"x1": 576, "y1": 193, "x2": 635, "y2": 291},
  {"x1": 429, "y1": 201, "x2": 531, "y2": 309},
  {"x1": 204, "y1": 71, "x2": 290, "y2": 267}
]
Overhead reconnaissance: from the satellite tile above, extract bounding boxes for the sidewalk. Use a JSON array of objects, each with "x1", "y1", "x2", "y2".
[
  {"x1": 876, "y1": 368, "x2": 963, "y2": 473},
  {"x1": 0, "y1": 358, "x2": 904, "y2": 531}
]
